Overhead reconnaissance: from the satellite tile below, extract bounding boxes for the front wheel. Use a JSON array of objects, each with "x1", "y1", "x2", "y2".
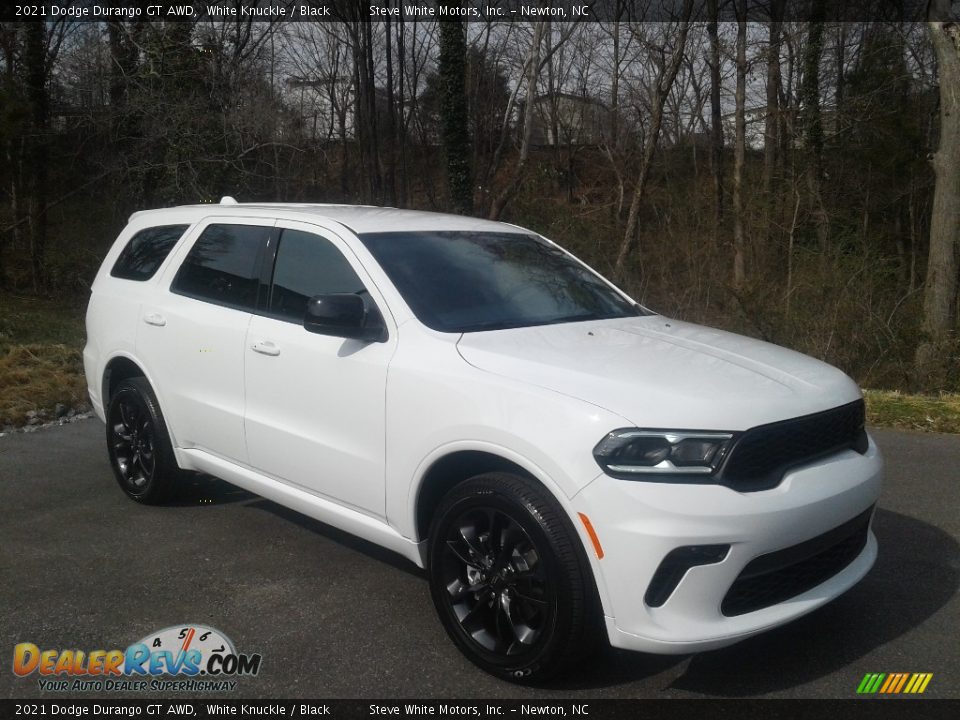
[
  {"x1": 427, "y1": 473, "x2": 600, "y2": 681},
  {"x1": 106, "y1": 377, "x2": 181, "y2": 504}
]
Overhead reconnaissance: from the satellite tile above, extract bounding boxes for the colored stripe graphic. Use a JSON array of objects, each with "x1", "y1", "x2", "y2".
[
  {"x1": 879, "y1": 674, "x2": 896, "y2": 693},
  {"x1": 857, "y1": 673, "x2": 932, "y2": 694},
  {"x1": 893, "y1": 673, "x2": 910, "y2": 693},
  {"x1": 857, "y1": 673, "x2": 885, "y2": 694},
  {"x1": 908, "y1": 673, "x2": 933, "y2": 693}
]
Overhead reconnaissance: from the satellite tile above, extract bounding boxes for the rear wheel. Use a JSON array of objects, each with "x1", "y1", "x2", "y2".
[
  {"x1": 427, "y1": 472, "x2": 600, "y2": 681},
  {"x1": 106, "y1": 377, "x2": 181, "y2": 504}
]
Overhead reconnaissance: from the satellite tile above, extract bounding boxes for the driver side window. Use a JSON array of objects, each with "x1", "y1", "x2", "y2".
[{"x1": 269, "y1": 229, "x2": 368, "y2": 323}]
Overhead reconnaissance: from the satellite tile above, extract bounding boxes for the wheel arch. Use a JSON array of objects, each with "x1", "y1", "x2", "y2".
[
  {"x1": 102, "y1": 354, "x2": 150, "y2": 406},
  {"x1": 414, "y1": 445, "x2": 613, "y2": 657},
  {"x1": 413, "y1": 450, "x2": 541, "y2": 544}
]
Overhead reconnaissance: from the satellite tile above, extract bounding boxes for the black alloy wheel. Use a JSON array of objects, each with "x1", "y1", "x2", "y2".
[
  {"x1": 428, "y1": 473, "x2": 600, "y2": 681},
  {"x1": 111, "y1": 395, "x2": 156, "y2": 491},
  {"x1": 106, "y1": 377, "x2": 180, "y2": 503},
  {"x1": 438, "y1": 506, "x2": 552, "y2": 656}
]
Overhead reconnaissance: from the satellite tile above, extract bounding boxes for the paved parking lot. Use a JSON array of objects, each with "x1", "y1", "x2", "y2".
[{"x1": 1, "y1": 421, "x2": 957, "y2": 698}]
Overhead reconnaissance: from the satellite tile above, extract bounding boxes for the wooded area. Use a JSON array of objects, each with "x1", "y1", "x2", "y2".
[{"x1": 1, "y1": 2, "x2": 959, "y2": 393}]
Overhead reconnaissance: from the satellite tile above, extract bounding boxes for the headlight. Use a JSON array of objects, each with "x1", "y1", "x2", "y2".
[{"x1": 593, "y1": 429, "x2": 736, "y2": 480}]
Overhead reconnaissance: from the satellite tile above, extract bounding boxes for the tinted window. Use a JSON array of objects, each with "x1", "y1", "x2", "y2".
[
  {"x1": 269, "y1": 229, "x2": 366, "y2": 323},
  {"x1": 111, "y1": 225, "x2": 189, "y2": 281},
  {"x1": 171, "y1": 224, "x2": 269, "y2": 311},
  {"x1": 359, "y1": 231, "x2": 643, "y2": 333}
]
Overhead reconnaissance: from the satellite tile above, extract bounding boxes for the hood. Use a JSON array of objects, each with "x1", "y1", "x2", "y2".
[{"x1": 455, "y1": 316, "x2": 861, "y2": 431}]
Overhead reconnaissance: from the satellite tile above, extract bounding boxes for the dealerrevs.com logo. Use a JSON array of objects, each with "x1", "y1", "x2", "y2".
[{"x1": 13, "y1": 624, "x2": 261, "y2": 692}]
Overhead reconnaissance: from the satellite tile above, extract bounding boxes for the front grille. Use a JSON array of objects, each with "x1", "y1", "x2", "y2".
[
  {"x1": 717, "y1": 400, "x2": 868, "y2": 491},
  {"x1": 721, "y1": 506, "x2": 873, "y2": 616}
]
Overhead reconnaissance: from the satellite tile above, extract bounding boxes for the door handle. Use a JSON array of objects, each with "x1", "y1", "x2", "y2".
[
  {"x1": 143, "y1": 312, "x2": 166, "y2": 327},
  {"x1": 251, "y1": 340, "x2": 281, "y2": 357}
]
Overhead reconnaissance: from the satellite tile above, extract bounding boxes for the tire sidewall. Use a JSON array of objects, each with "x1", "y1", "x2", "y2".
[
  {"x1": 106, "y1": 378, "x2": 174, "y2": 503},
  {"x1": 427, "y1": 476, "x2": 582, "y2": 681}
]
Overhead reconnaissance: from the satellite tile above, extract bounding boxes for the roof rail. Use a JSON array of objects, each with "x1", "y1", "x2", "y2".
[{"x1": 220, "y1": 196, "x2": 238, "y2": 205}]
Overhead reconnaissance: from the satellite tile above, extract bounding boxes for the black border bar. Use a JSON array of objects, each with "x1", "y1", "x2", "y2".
[
  {"x1": 3, "y1": 699, "x2": 959, "y2": 719},
  {"x1": 2, "y1": 1, "x2": 955, "y2": 24}
]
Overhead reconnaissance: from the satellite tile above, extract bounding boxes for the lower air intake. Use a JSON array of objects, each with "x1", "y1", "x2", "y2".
[{"x1": 721, "y1": 507, "x2": 873, "y2": 617}]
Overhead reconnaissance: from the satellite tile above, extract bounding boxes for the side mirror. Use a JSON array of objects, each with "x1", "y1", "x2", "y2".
[{"x1": 304, "y1": 294, "x2": 387, "y2": 343}]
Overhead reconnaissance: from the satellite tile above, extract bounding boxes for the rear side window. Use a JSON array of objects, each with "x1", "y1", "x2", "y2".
[
  {"x1": 268, "y1": 229, "x2": 367, "y2": 323},
  {"x1": 110, "y1": 225, "x2": 189, "y2": 281},
  {"x1": 171, "y1": 224, "x2": 270, "y2": 311}
]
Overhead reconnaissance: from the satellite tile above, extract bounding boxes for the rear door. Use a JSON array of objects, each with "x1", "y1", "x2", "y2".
[
  {"x1": 138, "y1": 217, "x2": 275, "y2": 462},
  {"x1": 243, "y1": 221, "x2": 396, "y2": 517}
]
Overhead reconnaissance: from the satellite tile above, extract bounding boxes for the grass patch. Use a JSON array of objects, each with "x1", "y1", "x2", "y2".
[
  {"x1": 0, "y1": 293, "x2": 88, "y2": 427},
  {"x1": 864, "y1": 390, "x2": 960, "y2": 435}
]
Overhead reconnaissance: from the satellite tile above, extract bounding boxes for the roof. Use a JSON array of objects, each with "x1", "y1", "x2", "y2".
[{"x1": 128, "y1": 202, "x2": 525, "y2": 235}]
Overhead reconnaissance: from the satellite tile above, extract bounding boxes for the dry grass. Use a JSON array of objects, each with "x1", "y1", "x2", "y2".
[
  {"x1": 0, "y1": 293, "x2": 88, "y2": 427},
  {"x1": 0, "y1": 344, "x2": 87, "y2": 426},
  {"x1": 864, "y1": 389, "x2": 960, "y2": 435}
]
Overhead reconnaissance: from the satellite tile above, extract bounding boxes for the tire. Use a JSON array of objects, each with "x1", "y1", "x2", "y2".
[
  {"x1": 106, "y1": 377, "x2": 182, "y2": 504},
  {"x1": 427, "y1": 472, "x2": 601, "y2": 681}
]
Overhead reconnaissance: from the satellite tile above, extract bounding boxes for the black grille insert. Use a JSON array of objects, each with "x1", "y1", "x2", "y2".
[
  {"x1": 721, "y1": 506, "x2": 873, "y2": 616},
  {"x1": 717, "y1": 400, "x2": 868, "y2": 491}
]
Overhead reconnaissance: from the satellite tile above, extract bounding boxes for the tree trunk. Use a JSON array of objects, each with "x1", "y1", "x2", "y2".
[
  {"x1": 610, "y1": 9, "x2": 621, "y2": 149},
  {"x1": 800, "y1": 2, "x2": 829, "y2": 253},
  {"x1": 1, "y1": 141, "x2": 21, "y2": 290},
  {"x1": 364, "y1": 21, "x2": 382, "y2": 203},
  {"x1": 396, "y1": 15, "x2": 409, "y2": 206},
  {"x1": 707, "y1": 0, "x2": 723, "y2": 232},
  {"x1": 438, "y1": 14, "x2": 473, "y2": 214},
  {"x1": 489, "y1": 21, "x2": 544, "y2": 220},
  {"x1": 835, "y1": 23, "x2": 847, "y2": 125},
  {"x1": 613, "y1": 1, "x2": 693, "y2": 281},
  {"x1": 349, "y1": 22, "x2": 371, "y2": 202},
  {"x1": 763, "y1": 0, "x2": 784, "y2": 196},
  {"x1": 732, "y1": 0, "x2": 747, "y2": 287},
  {"x1": 25, "y1": 21, "x2": 49, "y2": 292},
  {"x1": 384, "y1": 12, "x2": 397, "y2": 207},
  {"x1": 915, "y1": 5, "x2": 960, "y2": 381}
]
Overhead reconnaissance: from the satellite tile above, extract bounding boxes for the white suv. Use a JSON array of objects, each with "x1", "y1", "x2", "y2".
[{"x1": 84, "y1": 200, "x2": 883, "y2": 680}]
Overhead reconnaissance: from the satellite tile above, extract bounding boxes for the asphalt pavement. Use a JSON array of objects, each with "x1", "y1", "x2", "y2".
[{"x1": 1, "y1": 420, "x2": 957, "y2": 699}]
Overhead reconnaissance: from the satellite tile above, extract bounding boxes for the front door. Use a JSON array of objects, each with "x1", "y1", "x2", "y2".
[{"x1": 243, "y1": 222, "x2": 395, "y2": 517}]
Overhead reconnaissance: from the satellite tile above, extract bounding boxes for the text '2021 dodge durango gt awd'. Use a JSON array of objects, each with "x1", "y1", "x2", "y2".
[{"x1": 84, "y1": 199, "x2": 882, "y2": 680}]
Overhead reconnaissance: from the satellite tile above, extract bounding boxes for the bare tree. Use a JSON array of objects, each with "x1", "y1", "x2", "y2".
[
  {"x1": 438, "y1": 14, "x2": 472, "y2": 214},
  {"x1": 613, "y1": 0, "x2": 694, "y2": 281},
  {"x1": 763, "y1": 0, "x2": 785, "y2": 196},
  {"x1": 598, "y1": 12, "x2": 636, "y2": 218},
  {"x1": 22, "y1": 19, "x2": 72, "y2": 290},
  {"x1": 706, "y1": 0, "x2": 724, "y2": 233},
  {"x1": 800, "y1": 0, "x2": 829, "y2": 252},
  {"x1": 732, "y1": 0, "x2": 747, "y2": 287},
  {"x1": 916, "y1": 0, "x2": 960, "y2": 380},
  {"x1": 489, "y1": 21, "x2": 545, "y2": 220}
]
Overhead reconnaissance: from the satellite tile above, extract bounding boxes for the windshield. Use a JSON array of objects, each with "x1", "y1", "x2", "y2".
[{"x1": 358, "y1": 231, "x2": 647, "y2": 333}]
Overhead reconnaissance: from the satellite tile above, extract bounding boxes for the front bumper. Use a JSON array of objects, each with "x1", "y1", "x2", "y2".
[{"x1": 574, "y1": 432, "x2": 883, "y2": 654}]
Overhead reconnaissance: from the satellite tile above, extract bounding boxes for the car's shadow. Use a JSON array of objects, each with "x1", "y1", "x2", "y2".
[
  {"x1": 554, "y1": 508, "x2": 958, "y2": 693},
  {"x1": 243, "y1": 497, "x2": 426, "y2": 578},
  {"x1": 165, "y1": 473, "x2": 256, "y2": 506}
]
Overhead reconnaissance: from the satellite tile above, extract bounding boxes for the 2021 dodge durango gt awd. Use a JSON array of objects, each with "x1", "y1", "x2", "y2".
[{"x1": 84, "y1": 200, "x2": 883, "y2": 680}]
